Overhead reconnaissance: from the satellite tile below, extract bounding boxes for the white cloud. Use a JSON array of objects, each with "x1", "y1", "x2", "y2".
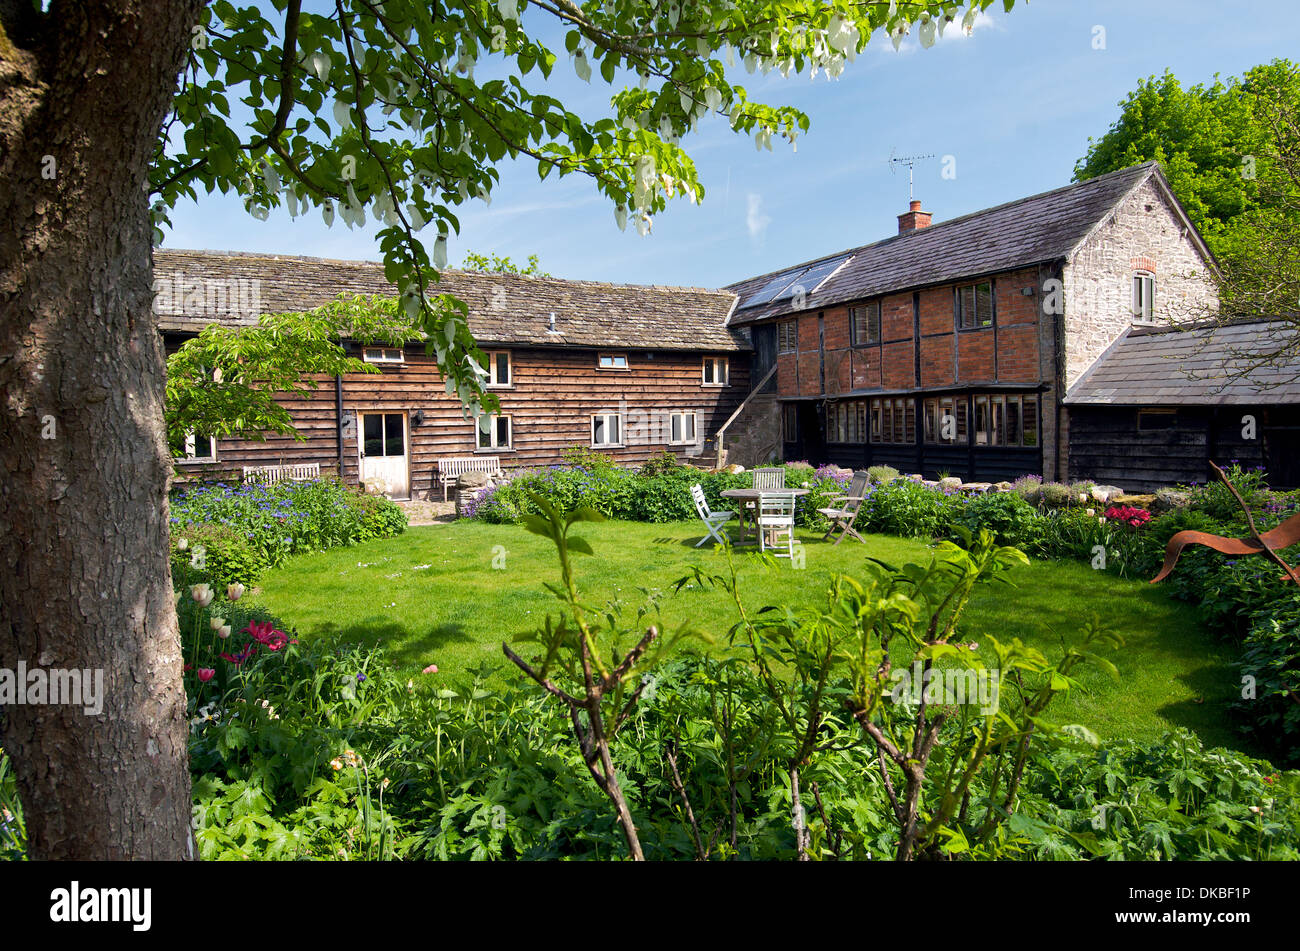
[{"x1": 746, "y1": 192, "x2": 771, "y2": 246}]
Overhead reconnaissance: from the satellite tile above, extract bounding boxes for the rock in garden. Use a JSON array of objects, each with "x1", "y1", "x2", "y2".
[{"x1": 938, "y1": 477, "x2": 963, "y2": 492}]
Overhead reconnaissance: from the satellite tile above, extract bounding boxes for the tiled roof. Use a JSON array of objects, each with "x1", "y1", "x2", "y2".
[
  {"x1": 152, "y1": 248, "x2": 746, "y2": 352},
  {"x1": 1064, "y1": 319, "x2": 1300, "y2": 406},
  {"x1": 727, "y1": 162, "x2": 1181, "y2": 324}
]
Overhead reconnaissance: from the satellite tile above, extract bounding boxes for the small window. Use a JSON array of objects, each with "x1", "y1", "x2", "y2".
[
  {"x1": 362, "y1": 347, "x2": 405, "y2": 364},
  {"x1": 850, "y1": 302, "x2": 881, "y2": 346},
  {"x1": 591, "y1": 413, "x2": 622, "y2": 447},
  {"x1": 922, "y1": 396, "x2": 969, "y2": 446},
  {"x1": 477, "y1": 414, "x2": 512, "y2": 449},
  {"x1": 174, "y1": 431, "x2": 217, "y2": 462},
  {"x1": 1132, "y1": 272, "x2": 1155, "y2": 320},
  {"x1": 702, "y1": 356, "x2": 729, "y2": 386},
  {"x1": 782, "y1": 403, "x2": 798, "y2": 441},
  {"x1": 868, "y1": 397, "x2": 913, "y2": 444},
  {"x1": 598, "y1": 353, "x2": 629, "y2": 370},
  {"x1": 956, "y1": 281, "x2": 994, "y2": 330},
  {"x1": 827, "y1": 401, "x2": 866, "y2": 443},
  {"x1": 777, "y1": 320, "x2": 798, "y2": 354},
  {"x1": 486, "y1": 351, "x2": 511, "y2": 387},
  {"x1": 669, "y1": 411, "x2": 697, "y2": 445},
  {"x1": 1138, "y1": 408, "x2": 1176, "y2": 431}
]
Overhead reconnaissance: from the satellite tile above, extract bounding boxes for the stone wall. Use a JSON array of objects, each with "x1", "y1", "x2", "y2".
[
  {"x1": 718, "y1": 392, "x2": 783, "y2": 468},
  {"x1": 1062, "y1": 177, "x2": 1217, "y2": 389}
]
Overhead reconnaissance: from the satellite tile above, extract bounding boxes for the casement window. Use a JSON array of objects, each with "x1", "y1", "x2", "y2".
[
  {"x1": 485, "y1": 351, "x2": 512, "y2": 387},
  {"x1": 868, "y1": 397, "x2": 913, "y2": 444},
  {"x1": 173, "y1": 431, "x2": 217, "y2": 462},
  {"x1": 922, "y1": 396, "x2": 969, "y2": 445},
  {"x1": 827, "y1": 401, "x2": 866, "y2": 444},
  {"x1": 477, "y1": 414, "x2": 512, "y2": 450},
  {"x1": 1138, "y1": 408, "x2": 1176, "y2": 431},
  {"x1": 955, "y1": 281, "x2": 994, "y2": 330},
  {"x1": 972, "y1": 394, "x2": 1039, "y2": 447},
  {"x1": 362, "y1": 347, "x2": 405, "y2": 364},
  {"x1": 702, "y1": 356, "x2": 729, "y2": 386},
  {"x1": 669, "y1": 411, "x2": 697, "y2": 445},
  {"x1": 598, "y1": 352, "x2": 629, "y2": 370},
  {"x1": 782, "y1": 403, "x2": 798, "y2": 441},
  {"x1": 591, "y1": 413, "x2": 623, "y2": 447},
  {"x1": 1132, "y1": 272, "x2": 1155, "y2": 320},
  {"x1": 850, "y1": 302, "x2": 881, "y2": 346},
  {"x1": 777, "y1": 320, "x2": 798, "y2": 354}
]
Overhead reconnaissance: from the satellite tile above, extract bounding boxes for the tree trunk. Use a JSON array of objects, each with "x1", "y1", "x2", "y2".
[{"x1": 0, "y1": 0, "x2": 205, "y2": 859}]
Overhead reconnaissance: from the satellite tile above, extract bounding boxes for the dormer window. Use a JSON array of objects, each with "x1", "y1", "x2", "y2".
[
  {"x1": 363, "y1": 347, "x2": 404, "y2": 364},
  {"x1": 1132, "y1": 272, "x2": 1155, "y2": 320}
]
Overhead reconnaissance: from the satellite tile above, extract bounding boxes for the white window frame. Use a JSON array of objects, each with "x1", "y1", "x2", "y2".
[
  {"x1": 591, "y1": 413, "x2": 623, "y2": 447},
  {"x1": 702, "y1": 356, "x2": 729, "y2": 387},
  {"x1": 362, "y1": 347, "x2": 405, "y2": 364},
  {"x1": 177, "y1": 431, "x2": 217, "y2": 463},
  {"x1": 1132, "y1": 272, "x2": 1155, "y2": 320},
  {"x1": 485, "y1": 350, "x2": 512, "y2": 388},
  {"x1": 668, "y1": 411, "x2": 698, "y2": 445},
  {"x1": 597, "y1": 352, "x2": 629, "y2": 371},
  {"x1": 477, "y1": 413, "x2": 513, "y2": 450}
]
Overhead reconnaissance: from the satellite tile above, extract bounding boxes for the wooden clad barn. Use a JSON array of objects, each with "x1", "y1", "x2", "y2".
[
  {"x1": 1064, "y1": 319, "x2": 1300, "y2": 490},
  {"x1": 723, "y1": 162, "x2": 1226, "y2": 485},
  {"x1": 155, "y1": 249, "x2": 749, "y2": 499}
]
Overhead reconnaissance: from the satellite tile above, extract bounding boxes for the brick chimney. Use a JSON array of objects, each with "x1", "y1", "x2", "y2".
[{"x1": 897, "y1": 199, "x2": 932, "y2": 233}]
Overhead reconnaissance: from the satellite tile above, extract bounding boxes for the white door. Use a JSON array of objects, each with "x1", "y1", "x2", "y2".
[{"x1": 360, "y1": 412, "x2": 409, "y2": 499}]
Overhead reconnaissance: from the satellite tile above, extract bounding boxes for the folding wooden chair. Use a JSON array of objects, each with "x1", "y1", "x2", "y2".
[
  {"x1": 745, "y1": 467, "x2": 785, "y2": 520},
  {"x1": 691, "y1": 484, "x2": 734, "y2": 548},
  {"x1": 817, "y1": 470, "x2": 870, "y2": 545},
  {"x1": 757, "y1": 491, "x2": 797, "y2": 559}
]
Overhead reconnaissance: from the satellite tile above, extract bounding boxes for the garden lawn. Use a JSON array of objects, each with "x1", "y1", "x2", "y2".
[{"x1": 251, "y1": 519, "x2": 1245, "y2": 752}]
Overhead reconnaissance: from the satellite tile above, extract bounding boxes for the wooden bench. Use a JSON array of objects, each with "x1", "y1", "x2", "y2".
[
  {"x1": 437, "y1": 456, "x2": 502, "y2": 501},
  {"x1": 243, "y1": 463, "x2": 322, "y2": 485}
]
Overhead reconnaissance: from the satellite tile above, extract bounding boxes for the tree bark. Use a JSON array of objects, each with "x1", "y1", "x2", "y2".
[{"x1": 0, "y1": 0, "x2": 205, "y2": 859}]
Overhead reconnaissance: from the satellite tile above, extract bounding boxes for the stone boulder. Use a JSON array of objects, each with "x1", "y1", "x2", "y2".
[
  {"x1": 1090, "y1": 484, "x2": 1126, "y2": 505},
  {"x1": 454, "y1": 470, "x2": 492, "y2": 518},
  {"x1": 1153, "y1": 488, "x2": 1191, "y2": 513},
  {"x1": 938, "y1": 477, "x2": 963, "y2": 493}
]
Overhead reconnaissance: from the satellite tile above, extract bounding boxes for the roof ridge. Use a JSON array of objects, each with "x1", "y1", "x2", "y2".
[
  {"x1": 725, "y1": 161, "x2": 1161, "y2": 292},
  {"x1": 152, "y1": 247, "x2": 735, "y2": 298}
]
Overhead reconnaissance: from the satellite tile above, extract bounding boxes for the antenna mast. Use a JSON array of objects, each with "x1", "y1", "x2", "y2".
[{"x1": 888, "y1": 150, "x2": 935, "y2": 201}]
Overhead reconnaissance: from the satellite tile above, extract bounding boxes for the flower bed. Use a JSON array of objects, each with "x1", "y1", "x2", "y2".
[{"x1": 170, "y1": 478, "x2": 407, "y2": 587}]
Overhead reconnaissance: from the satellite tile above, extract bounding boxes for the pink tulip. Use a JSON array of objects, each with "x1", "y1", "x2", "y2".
[{"x1": 197, "y1": 668, "x2": 215, "y2": 683}]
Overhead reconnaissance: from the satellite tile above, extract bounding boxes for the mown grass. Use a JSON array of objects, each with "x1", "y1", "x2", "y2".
[{"x1": 250, "y1": 519, "x2": 1245, "y2": 751}]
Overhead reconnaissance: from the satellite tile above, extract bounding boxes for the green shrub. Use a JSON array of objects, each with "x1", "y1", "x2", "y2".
[
  {"x1": 1039, "y1": 482, "x2": 1072, "y2": 509},
  {"x1": 170, "y1": 522, "x2": 270, "y2": 589},
  {"x1": 560, "y1": 445, "x2": 622, "y2": 473},
  {"x1": 867, "y1": 465, "x2": 900, "y2": 484},
  {"x1": 639, "y1": 450, "x2": 683, "y2": 478},
  {"x1": 958, "y1": 492, "x2": 1043, "y2": 548},
  {"x1": 859, "y1": 479, "x2": 958, "y2": 539}
]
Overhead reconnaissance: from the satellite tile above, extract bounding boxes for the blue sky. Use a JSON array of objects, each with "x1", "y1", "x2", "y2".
[{"x1": 162, "y1": 0, "x2": 1297, "y2": 289}]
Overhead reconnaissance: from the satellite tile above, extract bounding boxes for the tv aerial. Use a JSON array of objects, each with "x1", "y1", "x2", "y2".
[{"x1": 888, "y1": 149, "x2": 935, "y2": 201}]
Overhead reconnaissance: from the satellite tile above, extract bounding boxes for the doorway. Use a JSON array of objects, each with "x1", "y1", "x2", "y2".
[{"x1": 359, "y1": 412, "x2": 409, "y2": 499}]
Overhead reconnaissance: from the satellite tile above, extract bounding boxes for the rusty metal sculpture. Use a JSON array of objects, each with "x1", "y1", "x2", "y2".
[{"x1": 1150, "y1": 461, "x2": 1300, "y2": 586}]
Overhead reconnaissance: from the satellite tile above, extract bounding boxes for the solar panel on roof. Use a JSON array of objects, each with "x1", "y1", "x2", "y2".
[
  {"x1": 739, "y1": 268, "x2": 806, "y2": 309},
  {"x1": 767, "y1": 254, "x2": 852, "y2": 304}
]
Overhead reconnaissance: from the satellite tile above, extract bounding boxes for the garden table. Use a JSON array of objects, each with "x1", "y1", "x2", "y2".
[{"x1": 720, "y1": 487, "x2": 809, "y2": 544}]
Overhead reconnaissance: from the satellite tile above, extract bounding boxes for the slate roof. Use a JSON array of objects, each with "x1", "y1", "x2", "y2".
[
  {"x1": 1064, "y1": 319, "x2": 1300, "y2": 406},
  {"x1": 727, "y1": 162, "x2": 1204, "y2": 325},
  {"x1": 151, "y1": 248, "x2": 746, "y2": 352}
]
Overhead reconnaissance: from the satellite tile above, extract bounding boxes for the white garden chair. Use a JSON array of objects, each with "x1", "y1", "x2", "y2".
[
  {"x1": 817, "y1": 470, "x2": 870, "y2": 545},
  {"x1": 691, "y1": 484, "x2": 735, "y2": 548},
  {"x1": 757, "y1": 491, "x2": 798, "y2": 559},
  {"x1": 745, "y1": 467, "x2": 786, "y2": 518}
]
